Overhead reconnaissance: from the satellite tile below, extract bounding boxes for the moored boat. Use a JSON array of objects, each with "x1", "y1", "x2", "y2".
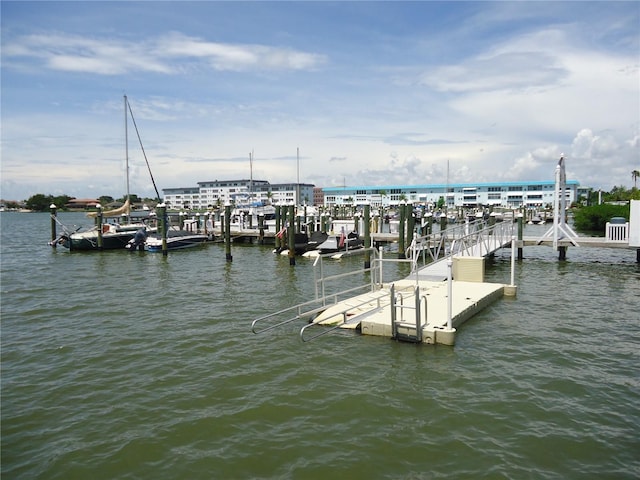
[
  {"x1": 307, "y1": 229, "x2": 363, "y2": 256},
  {"x1": 127, "y1": 227, "x2": 209, "y2": 252}
]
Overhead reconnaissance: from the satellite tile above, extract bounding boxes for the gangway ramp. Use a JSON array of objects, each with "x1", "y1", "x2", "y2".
[{"x1": 414, "y1": 219, "x2": 514, "y2": 279}]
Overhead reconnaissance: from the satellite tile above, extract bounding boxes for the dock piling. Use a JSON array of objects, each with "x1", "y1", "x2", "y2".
[
  {"x1": 96, "y1": 204, "x2": 103, "y2": 250},
  {"x1": 50, "y1": 204, "x2": 57, "y2": 247},
  {"x1": 398, "y1": 202, "x2": 406, "y2": 259},
  {"x1": 288, "y1": 205, "x2": 296, "y2": 266},
  {"x1": 224, "y1": 204, "x2": 232, "y2": 262},
  {"x1": 364, "y1": 204, "x2": 371, "y2": 269},
  {"x1": 504, "y1": 235, "x2": 518, "y2": 297},
  {"x1": 517, "y1": 213, "x2": 524, "y2": 260}
]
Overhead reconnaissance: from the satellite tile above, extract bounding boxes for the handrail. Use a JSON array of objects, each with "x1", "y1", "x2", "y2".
[
  {"x1": 390, "y1": 285, "x2": 427, "y2": 342},
  {"x1": 313, "y1": 247, "x2": 380, "y2": 299},
  {"x1": 251, "y1": 293, "x2": 341, "y2": 334},
  {"x1": 299, "y1": 291, "x2": 387, "y2": 342},
  {"x1": 449, "y1": 221, "x2": 514, "y2": 258}
]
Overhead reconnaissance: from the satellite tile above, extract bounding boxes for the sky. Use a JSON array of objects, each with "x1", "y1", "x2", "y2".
[{"x1": 1, "y1": 1, "x2": 639, "y2": 202}]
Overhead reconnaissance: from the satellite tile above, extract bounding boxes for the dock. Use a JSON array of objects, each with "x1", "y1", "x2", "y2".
[
  {"x1": 254, "y1": 220, "x2": 517, "y2": 346},
  {"x1": 310, "y1": 277, "x2": 506, "y2": 345}
]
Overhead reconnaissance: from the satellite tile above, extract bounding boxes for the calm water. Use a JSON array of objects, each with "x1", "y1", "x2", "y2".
[{"x1": 2, "y1": 212, "x2": 639, "y2": 479}]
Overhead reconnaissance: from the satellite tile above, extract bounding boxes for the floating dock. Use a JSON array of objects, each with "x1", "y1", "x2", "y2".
[
  {"x1": 250, "y1": 220, "x2": 517, "y2": 346},
  {"x1": 311, "y1": 276, "x2": 506, "y2": 345},
  {"x1": 303, "y1": 222, "x2": 515, "y2": 345}
]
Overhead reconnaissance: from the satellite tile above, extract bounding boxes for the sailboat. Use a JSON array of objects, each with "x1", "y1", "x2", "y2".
[{"x1": 55, "y1": 96, "x2": 156, "y2": 251}]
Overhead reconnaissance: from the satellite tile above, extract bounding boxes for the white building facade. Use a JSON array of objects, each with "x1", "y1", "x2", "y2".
[
  {"x1": 162, "y1": 179, "x2": 315, "y2": 210},
  {"x1": 322, "y1": 180, "x2": 581, "y2": 209}
]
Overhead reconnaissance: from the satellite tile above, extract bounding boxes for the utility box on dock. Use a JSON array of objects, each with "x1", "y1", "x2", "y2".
[
  {"x1": 630, "y1": 200, "x2": 640, "y2": 248},
  {"x1": 453, "y1": 256, "x2": 485, "y2": 282}
]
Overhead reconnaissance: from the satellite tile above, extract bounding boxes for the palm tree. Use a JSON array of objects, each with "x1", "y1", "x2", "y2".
[{"x1": 632, "y1": 170, "x2": 640, "y2": 188}]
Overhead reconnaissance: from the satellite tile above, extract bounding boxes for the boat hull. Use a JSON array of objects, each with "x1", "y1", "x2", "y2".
[
  {"x1": 142, "y1": 231, "x2": 209, "y2": 252},
  {"x1": 61, "y1": 230, "x2": 137, "y2": 250}
]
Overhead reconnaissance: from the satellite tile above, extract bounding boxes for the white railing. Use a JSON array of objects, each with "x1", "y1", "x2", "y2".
[{"x1": 605, "y1": 222, "x2": 629, "y2": 243}]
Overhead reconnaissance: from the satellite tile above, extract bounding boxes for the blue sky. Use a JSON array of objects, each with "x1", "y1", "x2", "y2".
[{"x1": 2, "y1": 1, "x2": 639, "y2": 201}]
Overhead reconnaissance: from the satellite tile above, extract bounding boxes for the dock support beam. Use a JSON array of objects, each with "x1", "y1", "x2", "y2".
[{"x1": 558, "y1": 246, "x2": 567, "y2": 261}]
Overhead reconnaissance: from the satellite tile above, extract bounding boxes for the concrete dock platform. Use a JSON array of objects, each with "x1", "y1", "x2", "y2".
[{"x1": 312, "y1": 277, "x2": 506, "y2": 345}]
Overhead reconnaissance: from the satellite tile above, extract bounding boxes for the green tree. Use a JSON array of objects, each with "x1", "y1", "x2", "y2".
[
  {"x1": 52, "y1": 195, "x2": 73, "y2": 208},
  {"x1": 632, "y1": 170, "x2": 640, "y2": 188},
  {"x1": 99, "y1": 195, "x2": 114, "y2": 205},
  {"x1": 118, "y1": 194, "x2": 141, "y2": 204},
  {"x1": 25, "y1": 194, "x2": 53, "y2": 211},
  {"x1": 573, "y1": 204, "x2": 629, "y2": 233}
]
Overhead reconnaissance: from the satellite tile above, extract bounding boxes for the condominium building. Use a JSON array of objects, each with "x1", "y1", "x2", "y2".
[
  {"x1": 322, "y1": 180, "x2": 581, "y2": 209},
  {"x1": 163, "y1": 179, "x2": 582, "y2": 210},
  {"x1": 162, "y1": 179, "x2": 315, "y2": 210}
]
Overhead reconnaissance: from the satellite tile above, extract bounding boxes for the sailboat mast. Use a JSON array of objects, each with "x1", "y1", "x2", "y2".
[
  {"x1": 445, "y1": 159, "x2": 449, "y2": 213},
  {"x1": 124, "y1": 95, "x2": 130, "y2": 207},
  {"x1": 249, "y1": 150, "x2": 253, "y2": 204},
  {"x1": 296, "y1": 147, "x2": 300, "y2": 205}
]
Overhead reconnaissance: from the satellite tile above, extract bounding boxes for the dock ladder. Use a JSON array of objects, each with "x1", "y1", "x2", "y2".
[{"x1": 390, "y1": 284, "x2": 428, "y2": 343}]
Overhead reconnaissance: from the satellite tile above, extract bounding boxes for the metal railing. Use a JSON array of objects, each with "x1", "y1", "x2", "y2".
[
  {"x1": 390, "y1": 284, "x2": 428, "y2": 343},
  {"x1": 449, "y1": 220, "x2": 514, "y2": 258},
  {"x1": 605, "y1": 222, "x2": 629, "y2": 243},
  {"x1": 299, "y1": 290, "x2": 388, "y2": 342}
]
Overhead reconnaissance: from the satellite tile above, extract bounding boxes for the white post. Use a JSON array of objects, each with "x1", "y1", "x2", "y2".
[
  {"x1": 510, "y1": 235, "x2": 516, "y2": 286},
  {"x1": 553, "y1": 162, "x2": 561, "y2": 249},
  {"x1": 447, "y1": 257, "x2": 453, "y2": 330}
]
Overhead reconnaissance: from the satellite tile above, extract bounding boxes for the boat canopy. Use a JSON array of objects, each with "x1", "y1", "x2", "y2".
[{"x1": 86, "y1": 198, "x2": 131, "y2": 218}]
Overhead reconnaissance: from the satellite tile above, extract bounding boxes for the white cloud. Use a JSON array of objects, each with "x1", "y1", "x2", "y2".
[{"x1": 3, "y1": 31, "x2": 327, "y2": 75}]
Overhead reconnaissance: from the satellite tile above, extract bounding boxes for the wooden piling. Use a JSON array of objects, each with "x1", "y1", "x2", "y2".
[
  {"x1": 156, "y1": 204, "x2": 168, "y2": 256},
  {"x1": 440, "y1": 212, "x2": 447, "y2": 232},
  {"x1": 517, "y1": 214, "x2": 524, "y2": 260},
  {"x1": 288, "y1": 205, "x2": 296, "y2": 266},
  {"x1": 406, "y1": 203, "x2": 415, "y2": 249},
  {"x1": 258, "y1": 214, "x2": 265, "y2": 244},
  {"x1": 50, "y1": 204, "x2": 57, "y2": 247},
  {"x1": 96, "y1": 205, "x2": 103, "y2": 250},
  {"x1": 224, "y1": 204, "x2": 232, "y2": 262},
  {"x1": 398, "y1": 203, "x2": 406, "y2": 259},
  {"x1": 364, "y1": 204, "x2": 371, "y2": 269}
]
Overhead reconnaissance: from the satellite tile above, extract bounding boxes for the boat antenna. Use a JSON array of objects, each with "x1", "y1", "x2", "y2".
[{"x1": 126, "y1": 97, "x2": 162, "y2": 202}]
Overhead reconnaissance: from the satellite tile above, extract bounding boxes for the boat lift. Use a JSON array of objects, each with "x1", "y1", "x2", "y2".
[{"x1": 537, "y1": 155, "x2": 579, "y2": 254}]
